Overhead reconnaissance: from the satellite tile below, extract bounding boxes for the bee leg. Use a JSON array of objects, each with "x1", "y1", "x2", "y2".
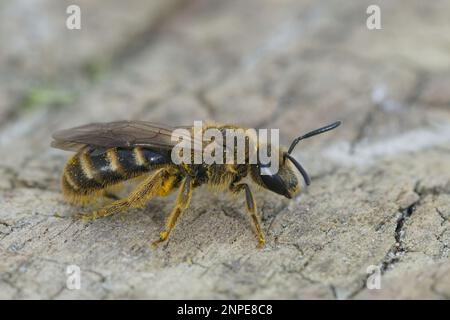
[
  {"x1": 152, "y1": 176, "x2": 193, "y2": 247},
  {"x1": 78, "y1": 168, "x2": 175, "y2": 221},
  {"x1": 230, "y1": 183, "x2": 266, "y2": 248}
]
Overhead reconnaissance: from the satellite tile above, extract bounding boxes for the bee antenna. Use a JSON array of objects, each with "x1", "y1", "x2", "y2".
[
  {"x1": 287, "y1": 121, "x2": 341, "y2": 155},
  {"x1": 284, "y1": 153, "x2": 311, "y2": 186}
]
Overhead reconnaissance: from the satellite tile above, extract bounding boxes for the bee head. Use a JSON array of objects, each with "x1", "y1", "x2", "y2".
[
  {"x1": 255, "y1": 157, "x2": 301, "y2": 199},
  {"x1": 252, "y1": 121, "x2": 341, "y2": 199}
]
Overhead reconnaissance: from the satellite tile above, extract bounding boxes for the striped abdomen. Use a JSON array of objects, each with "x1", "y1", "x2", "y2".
[{"x1": 62, "y1": 146, "x2": 169, "y2": 202}]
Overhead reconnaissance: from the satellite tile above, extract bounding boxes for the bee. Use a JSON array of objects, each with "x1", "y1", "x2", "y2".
[{"x1": 51, "y1": 120, "x2": 341, "y2": 248}]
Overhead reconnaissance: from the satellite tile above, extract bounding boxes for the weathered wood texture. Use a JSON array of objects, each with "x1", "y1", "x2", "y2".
[{"x1": 1, "y1": 0, "x2": 450, "y2": 299}]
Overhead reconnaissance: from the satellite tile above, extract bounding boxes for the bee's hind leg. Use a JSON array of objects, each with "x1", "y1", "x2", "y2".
[
  {"x1": 78, "y1": 168, "x2": 176, "y2": 221},
  {"x1": 230, "y1": 183, "x2": 266, "y2": 248},
  {"x1": 152, "y1": 175, "x2": 193, "y2": 247}
]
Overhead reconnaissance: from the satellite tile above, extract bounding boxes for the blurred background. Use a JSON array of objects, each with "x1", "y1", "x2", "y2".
[{"x1": 1, "y1": 0, "x2": 450, "y2": 299}]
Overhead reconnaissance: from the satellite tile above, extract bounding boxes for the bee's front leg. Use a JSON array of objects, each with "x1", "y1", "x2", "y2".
[{"x1": 230, "y1": 183, "x2": 266, "y2": 248}]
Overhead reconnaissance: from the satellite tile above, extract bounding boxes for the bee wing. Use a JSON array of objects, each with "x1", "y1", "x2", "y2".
[{"x1": 51, "y1": 121, "x2": 200, "y2": 152}]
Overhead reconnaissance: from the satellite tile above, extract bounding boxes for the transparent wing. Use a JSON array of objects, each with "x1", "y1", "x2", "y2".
[{"x1": 51, "y1": 121, "x2": 199, "y2": 152}]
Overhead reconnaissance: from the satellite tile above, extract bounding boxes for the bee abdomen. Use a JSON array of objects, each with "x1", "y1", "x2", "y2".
[{"x1": 61, "y1": 146, "x2": 169, "y2": 201}]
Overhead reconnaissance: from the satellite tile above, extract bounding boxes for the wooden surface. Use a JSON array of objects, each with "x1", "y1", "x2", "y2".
[{"x1": 1, "y1": 0, "x2": 450, "y2": 299}]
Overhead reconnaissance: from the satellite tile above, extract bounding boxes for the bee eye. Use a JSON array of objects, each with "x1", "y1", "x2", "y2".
[{"x1": 259, "y1": 166, "x2": 291, "y2": 199}]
